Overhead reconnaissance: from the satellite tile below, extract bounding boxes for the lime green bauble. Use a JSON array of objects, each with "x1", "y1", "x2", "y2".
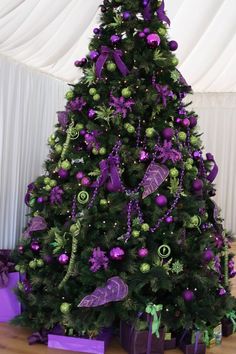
[
  {"x1": 61, "y1": 160, "x2": 71, "y2": 170},
  {"x1": 65, "y1": 91, "x2": 74, "y2": 100},
  {"x1": 190, "y1": 136, "x2": 200, "y2": 146},
  {"x1": 92, "y1": 148, "x2": 99, "y2": 155},
  {"x1": 29, "y1": 198, "x2": 36, "y2": 207},
  {"x1": 132, "y1": 230, "x2": 140, "y2": 238},
  {"x1": 29, "y1": 260, "x2": 37, "y2": 269},
  {"x1": 93, "y1": 94, "x2": 100, "y2": 101},
  {"x1": 186, "y1": 158, "x2": 194, "y2": 165},
  {"x1": 55, "y1": 144, "x2": 63, "y2": 154},
  {"x1": 106, "y1": 62, "x2": 116, "y2": 72},
  {"x1": 141, "y1": 223, "x2": 150, "y2": 232},
  {"x1": 44, "y1": 185, "x2": 52, "y2": 192},
  {"x1": 169, "y1": 168, "x2": 179, "y2": 178},
  {"x1": 185, "y1": 163, "x2": 193, "y2": 171},
  {"x1": 145, "y1": 128, "x2": 155, "y2": 138},
  {"x1": 99, "y1": 147, "x2": 107, "y2": 155},
  {"x1": 89, "y1": 88, "x2": 97, "y2": 96},
  {"x1": 140, "y1": 263, "x2": 150, "y2": 273},
  {"x1": 121, "y1": 87, "x2": 132, "y2": 98},
  {"x1": 158, "y1": 27, "x2": 167, "y2": 36},
  {"x1": 172, "y1": 57, "x2": 179, "y2": 66},
  {"x1": 75, "y1": 123, "x2": 84, "y2": 131},
  {"x1": 49, "y1": 179, "x2": 57, "y2": 187},
  {"x1": 127, "y1": 125, "x2": 135, "y2": 134},
  {"x1": 77, "y1": 191, "x2": 89, "y2": 205},
  {"x1": 100, "y1": 199, "x2": 108, "y2": 206},
  {"x1": 15, "y1": 264, "x2": 21, "y2": 272},
  {"x1": 44, "y1": 177, "x2": 51, "y2": 185},
  {"x1": 60, "y1": 302, "x2": 71, "y2": 314},
  {"x1": 178, "y1": 132, "x2": 187, "y2": 141},
  {"x1": 36, "y1": 259, "x2": 44, "y2": 268}
]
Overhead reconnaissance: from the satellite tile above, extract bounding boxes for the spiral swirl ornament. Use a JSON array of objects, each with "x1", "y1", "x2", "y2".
[
  {"x1": 157, "y1": 244, "x2": 171, "y2": 259},
  {"x1": 70, "y1": 128, "x2": 80, "y2": 140},
  {"x1": 77, "y1": 191, "x2": 89, "y2": 204}
]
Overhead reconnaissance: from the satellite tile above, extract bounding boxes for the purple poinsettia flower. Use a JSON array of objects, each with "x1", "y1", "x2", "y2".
[
  {"x1": 109, "y1": 94, "x2": 135, "y2": 118},
  {"x1": 50, "y1": 186, "x2": 64, "y2": 205},
  {"x1": 89, "y1": 247, "x2": 109, "y2": 272},
  {"x1": 153, "y1": 83, "x2": 173, "y2": 107},
  {"x1": 57, "y1": 111, "x2": 69, "y2": 128},
  {"x1": 155, "y1": 140, "x2": 182, "y2": 163},
  {"x1": 214, "y1": 256, "x2": 221, "y2": 274},
  {"x1": 67, "y1": 97, "x2": 87, "y2": 112},
  {"x1": 214, "y1": 234, "x2": 224, "y2": 248}
]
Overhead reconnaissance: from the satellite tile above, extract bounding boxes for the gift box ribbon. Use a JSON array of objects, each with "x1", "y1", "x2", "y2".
[{"x1": 145, "y1": 303, "x2": 163, "y2": 354}]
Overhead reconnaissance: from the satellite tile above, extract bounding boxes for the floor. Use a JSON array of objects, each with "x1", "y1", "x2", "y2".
[{"x1": 0, "y1": 243, "x2": 235, "y2": 354}]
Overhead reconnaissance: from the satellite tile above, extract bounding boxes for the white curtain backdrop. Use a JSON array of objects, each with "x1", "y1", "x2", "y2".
[{"x1": 0, "y1": 55, "x2": 235, "y2": 248}]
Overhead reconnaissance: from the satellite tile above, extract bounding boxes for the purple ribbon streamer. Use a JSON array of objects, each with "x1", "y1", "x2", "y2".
[
  {"x1": 91, "y1": 156, "x2": 122, "y2": 191},
  {"x1": 146, "y1": 314, "x2": 153, "y2": 354},
  {"x1": 194, "y1": 331, "x2": 201, "y2": 354},
  {"x1": 206, "y1": 153, "x2": 218, "y2": 183},
  {"x1": 143, "y1": 0, "x2": 152, "y2": 21},
  {"x1": 156, "y1": 0, "x2": 170, "y2": 25},
  {"x1": 95, "y1": 46, "x2": 129, "y2": 79}
]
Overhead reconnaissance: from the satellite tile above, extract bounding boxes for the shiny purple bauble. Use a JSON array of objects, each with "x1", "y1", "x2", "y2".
[
  {"x1": 138, "y1": 32, "x2": 146, "y2": 38},
  {"x1": 74, "y1": 60, "x2": 81, "y2": 67},
  {"x1": 165, "y1": 216, "x2": 173, "y2": 223},
  {"x1": 18, "y1": 245, "x2": 24, "y2": 254},
  {"x1": 122, "y1": 11, "x2": 131, "y2": 20},
  {"x1": 58, "y1": 168, "x2": 69, "y2": 179},
  {"x1": 81, "y1": 176, "x2": 91, "y2": 186},
  {"x1": 192, "y1": 150, "x2": 201, "y2": 160},
  {"x1": 81, "y1": 58, "x2": 87, "y2": 65},
  {"x1": 88, "y1": 109, "x2": 96, "y2": 119},
  {"x1": 90, "y1": 51, "x2": 99, "y2": 61},
  {"x1": 76, "y1": 171, "x2": 85, "y2": 181},
  {"x1": 138, "y1": 248, "x2": 149, "y2": 258},
  {"x1": 162, "y1": 127, "x2": 174, "y2": 140},
  {"x1": 79, "y1": 129, "x2": 86, "y2": 136},
  {"x1": 155, "y1": 195, "x2": 168, "y2": 207},
  {"x1": 189, "y1": 116, "x2": 198, "y2": 128},
  {"x1": 110, "y1": 34, "x2": 121, "y2": 45},
  {"x1": 85, "y1": 133, "x2": 94, "y2": 143},
  {"x1": 202, "y1": 249, "x2": 214, "y2": 263},
  {"x1": 182, "y1": 118, "x2": 190, "y2": 127},
  {"x1": 192, "y1": 179, "x2": 203, "y2": 191},
  {"x1": 37, "y1": 196, "x2": 44, "y2": 203},
  {"x1": 175, "y1": 117, "x2": 182, "y2": 124},
  {"x1": 31, "y1": 241, "x2": 40, "y2": 252},
  {"x1": 168, "y1": 40, "x2": 178, "y2": 51},
  {"x1": 182, "y1": 289, "x2": 194, "y2": 302},
  {"x1": 93, "y1": 28, "x2": 101, "y2": 35},
  {"x1": 110, "y1": 247, "x2": 125, "y2": 260},
  {"x1": 219, "y1": 288, "x2": 226, "y2": 296},
  {"x1": 58, "y1": 253, "x2": 69, "y2": 265},
  {"x1": 143, "y1": 27, "x2": 150, "y2": 34},
  {"x1": 146, "y1": 33, "x2": 161, "y2": 48},
  {"x1": 139, "y1": 150, "x2": 149, "y2": 161}
]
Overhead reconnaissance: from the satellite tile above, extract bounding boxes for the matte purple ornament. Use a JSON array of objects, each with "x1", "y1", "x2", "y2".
[
  {"x1": 88, "y1": 108, "x2": 96, "y2": 119},
  {"x1": 76, "y1": 171, "x2": 84, "y2": 180},
  {"x1": 138, "y1": 248, "x2": 149, "y2": 258},
  {"x1": 31, "y1": 241, "x2": 40, "y2": 252},
  {"x1": 143, "y1": 27, "x2": 150, "y2": 34},
  {"x1": 122, "y1": 11, "x2": 131, "y2": 20},
  {"x1": 175, "y1": 117, "x2": 182, "y2": 124},
  {"x1": 142, "y1": 162, "x2": 169, "y2": 199},
  {"x1": 139, "y1": 150, "x2": 149, "y2": 161},
  {"x1": 90, "y1": 51, "x2": 99, "y2": 61},
  {"x1": 155, "y1": 194, "x2": 168, "y2": 207},
  {"x1": 182, "y1": 289, "x2": 194, "y2": 302},
  {"x1": 81, "y1": 176, "x2": 91, "y2": 186},
  {"x1": 162, "y1": 127, "x2": 174, "y2": 140},
  {"x1": 138, "y1": 32, "x2": 146, "y2": 38},
  {"x1": 189, "y1": 116, "x2": 197, "y2": 128},
  {"x1": 37, "y1": 196, "x2": 44, "y2": 203},
  {"x1": 165, "y1": 216, "x2": 174, "y2": 223},
  {"x1": 110, "y1": 247, "x2": 125, "y2": 260},
  {"x1": 58, "y1": 168, "x2": 69, "y2": 179},
  {"x1": 58, "y1": 253, "x2": 69, "y2": 265},
  {"x1": 192, "y1": 179, "x2": 203, "y2": 191},
  {"x1": 182, "y1": 118, "x2": 190, "y2": 127},
  {"x1": 78, "y1": 276, "x2": 128, "y2": 307},
  {"x1": 79, "y1": 129, "x2": 86, "y2": 136},
  {"x1": 193, "y1": 150, "x2": 201, "y2": 160},
  {"x1": 203, "y1": 249, "x2": 214, "y2": 263},
  {"x1": 168, "y1": 40, "x2": 178, "y2": 51},
  {"x1": 110, "y1": 34, "x2": 121, "y2": 44},
  {"x1": 146, "y1": 33, "x2": 161, "y2": 48}
]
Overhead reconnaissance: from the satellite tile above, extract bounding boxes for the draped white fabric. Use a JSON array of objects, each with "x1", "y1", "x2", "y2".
[{"x1": 0, "y1": 0, "x2": 235, "y2": 91}]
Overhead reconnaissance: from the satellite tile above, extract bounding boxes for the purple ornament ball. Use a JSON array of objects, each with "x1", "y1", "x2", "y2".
[
  {"x1": 143, "y1": 27, "x2": 150, "y2": 34},
  {"x1": 162, "y1": 127, "x2": 174, "y2": 140},
  {"x1": 203, "y1": 249, "x2": 214, "y2": 263},
  {"x1": 146, "y1": 33, "x2": 161, "y2": 48},
  {"x1": 175, "y1": 117, "x2": 182, "y2": 124},
  {"x1": 189, "y1": 116, "x2": 198, "y2": 128},
  {"x1": 165, "y1": 215, "x2": 173, "y2": 223},
  {"x1": 139, "y1": 150, "x2": 149, "y2": 161},
  {"x1": 138, "y1": 248, "x2": 149, "y2": 258},
  {"x1": 192, "y1": 150, "x2": 201, "y2": 160},
  {"x1": 182, "y1": 118, "x2": 190, "y2": 127},
  {"x1": 155, "y1": 195, "x2": 168, "y2": 207},
  {"x1": 37, "y1": 196, "x2": 44, "y2": 204},
  {"x1": 192, "y1": 179, "x2": 203, "y2": 191},
  {"x1": 138, "y1": 32, "x2": 146, "y2": 38},
  {"x1": 90, "y1": 51, "x2": 99, "y2": 61},
  {"x1": 81, "y1": 176, "x2": 91, "y2": 186},
  {"x1": 58, "y1": 168, "x2": 69, "y2": 179},
  {"x1": 93, "y1": 28, "x2": 101, "y2": 35},
  {"x1": 168, "y1": 40, "x2": 178, "y2": 51},
  {"x1": 31, "y1": 241, "x2": 40, "y2": 252},
  {"x1": 182, "y1": 289, "x2": 194, "y2": 302},
  {"x1": 18, "y1": 245, "x2": 24, "y2": 254},
  {"x1": 58, "y1": 253, "x2": 69, "y2": 265},
  {"x1": 88, "y1": 109, "x2": 96, "y2": 119},
  {"x1": 76, "y1": 171, "x2": 84, "y2": 181},
  {"x1": 110, "y1": 34, "x2": 121, "y2": 45},
  {"x1": 74, "y1": 60, "x2": 81, "y2": 67},
  {"x1": 122, "y1": 11, "x2": 131, "y2": 21},
  {"x1": 79, "y1": 129, "x2": 86, "y2": 136},
  {"x1": 110, "y1": 247, "x2": 125, "y2": 260}
]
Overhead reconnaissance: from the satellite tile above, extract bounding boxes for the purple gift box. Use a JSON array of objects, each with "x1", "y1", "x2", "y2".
[
  {"x1": 221, "y1": 318, "x2": 234, "y2": 337},
  {"x1": 0, "y1": 272, "x2": 21, "y2": 322},
  {"x1": 177, "y1": 332, "x2": 206, "y2": 354},
  {"x1": 48, "y1": 328, "x2": 112, "y2": 354},
  {"x1": 120, "y1": 321, "x2": 165, "y2": 354}
]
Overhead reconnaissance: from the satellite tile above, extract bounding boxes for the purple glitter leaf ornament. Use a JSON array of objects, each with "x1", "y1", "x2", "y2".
[
  {"x1": 78, "y1": 276, "x2": 128, "y2": 308},
  {"x1": 142, "y1": 162, "x2": 169, "y2": 199}
]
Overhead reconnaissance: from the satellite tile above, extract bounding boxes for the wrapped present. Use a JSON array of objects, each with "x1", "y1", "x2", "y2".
[
  {"x1": 48, "y1": 328, "x2": 112, "y2": 354},
  {"x1": 164, "y1": 332, "x2": 177, "y2": 350},
  {"x1": 0, "y1": 272, "x2": 21, "y2": 322},
  {"x1": 208, "y1": 324, "x2": 222, "y2": 347},
  {"x1": 221, "y1": 311, "x2": 236, "y2": 337},
  {"x1": 178, "y1": 330, "x2": 206, "y2": 354}
]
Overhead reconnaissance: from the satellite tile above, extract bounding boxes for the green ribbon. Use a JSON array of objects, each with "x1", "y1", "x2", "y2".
[
  {"x1": 203, "y1": 330, "x2": 210, "y2": 347},
  {"x1": 226, "y1": 311, "x2": 236, "y2": 332},
  {"x1": 145, "y1": 303, "x2": 163, "y2": 337}
]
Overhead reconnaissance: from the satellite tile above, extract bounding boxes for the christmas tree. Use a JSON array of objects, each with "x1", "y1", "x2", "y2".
[{"x1": 14, "y1": 0, "x2": 235, "y2": 339}]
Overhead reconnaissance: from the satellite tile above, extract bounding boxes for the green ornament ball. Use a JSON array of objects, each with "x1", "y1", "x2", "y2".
[
  {"x1": 18, "y1": 282, "x2": 24, "y2": 291},
  {"x1": 15, "y1": 264, "x2": 21, "y2": 272},
  {"x1": 77, "y1": 191, "x2": 89, "y2": 204},
  {"x1": 75, "y1": 123, "x2": 84, "y2": 131},
  {"x1": 19, "y1": 266, "x2": 26, "y2": 274},
  {"x1": 49, "y1": 179, "x2": 57, "y2": 187},
  {"x1": 29, "y1": 260, "x2": 37, "y2": 269},
  {"x1": 36, "y1": 259, "x2": 44, "y2": 268},
  {"x1": 55, "y1": 144, "x2": 63, "y2": 154},
  {"x1": 145, "y1": 127, "x2": 155, "y2": 138},
  {"x1": 61, "y1": 160, "x2": 71, "y2": 170},
  {"x1": 178, "y1": 131, "x2": 187, "y2": 141},
  {"x1": 89, "y1": 88, "x2": 97, "y2": 96},
  {"x1": 141, "y1": 223, "x2": 150, "y2": 232},
  {"x1": 106, "y1": 62, "x2": 117, "y2": 72},
  {"x1": 121, "y1": 87, "x2": 132, "y2": 98},
  {"x1": 29, "y1": 198, "x2": 36, "y2": 207},
  {"x1": 92, "y1": 148, "x2": 99, "y2": 155},
  {"x1": 158, "y1": 27, "x2": 167, "y2": 36},
  {"x1": 132, "y1": 230, "x2": 140, "y2": 238},
  {"x1": 140, "y1": 263, "x2": 150, "y2": 273},
  {"x1": 65, "y1": 91, "x2": 74, "y2": 100},
  {"x1": 99, "y1": 147, "x2": 107, "y2": 155},
  {"x1": 44, "y1": 185, "x2": 52, "y2": 192},
  {"x1": 127, "y1": 125, "x2": 135, "y2": 134},
  {"x1": 93, "y1": 94, "x2": 100, "y2": 101},
  {"x1": 191, "y1": 167, "x2": 198, "y2": 176},
  {"x1": 185, "y1": 163, "x2": 193, "y2": 171},
  {"x1": 60, "y1": 302, "x2": 71, "y2": 314},
  {"x1": 169, "y1": 168, "x2": 179, "y2": 178},
  {"x1": 172, "y1": 57, "x2": 179, "y2": 66},
  {"x1": 44, "y1": 177, "x2": 51, "y2": 185},
  {"x1": 186, "y1": 158, "x2": 194, "y2": 165},
  {"x1": 190, "y1": 136, "x2": 200, "y2": 146},
  {"x1": 100, "y1": 199, "x2": 108, "y2": 206}
]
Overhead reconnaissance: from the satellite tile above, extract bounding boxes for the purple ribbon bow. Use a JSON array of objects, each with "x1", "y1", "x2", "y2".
[
  {"x1": 156, "y1": 0, "x2": 170, "y2": 25},
  {"x1": 0, "y1": 260, "x2": 14, "y2": 288},
  {"x1": 23, "y1": 216, "x2": 47, "y2": 238},
  {"x1": 206, "y1": 153, "x2": 218, "y2": 183},
  {"x1": 96, "y1": 46, "x2": 130, "y2": 79},
  {"x1": 154, "y1": 83, "x2": 172, "y2": 107},
  {"x1": 142, "y1": 0, "x2": 152, "y2": 21},
  {"x1": 91, "y1": 156, "x2": 122, "y2": 192}
]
